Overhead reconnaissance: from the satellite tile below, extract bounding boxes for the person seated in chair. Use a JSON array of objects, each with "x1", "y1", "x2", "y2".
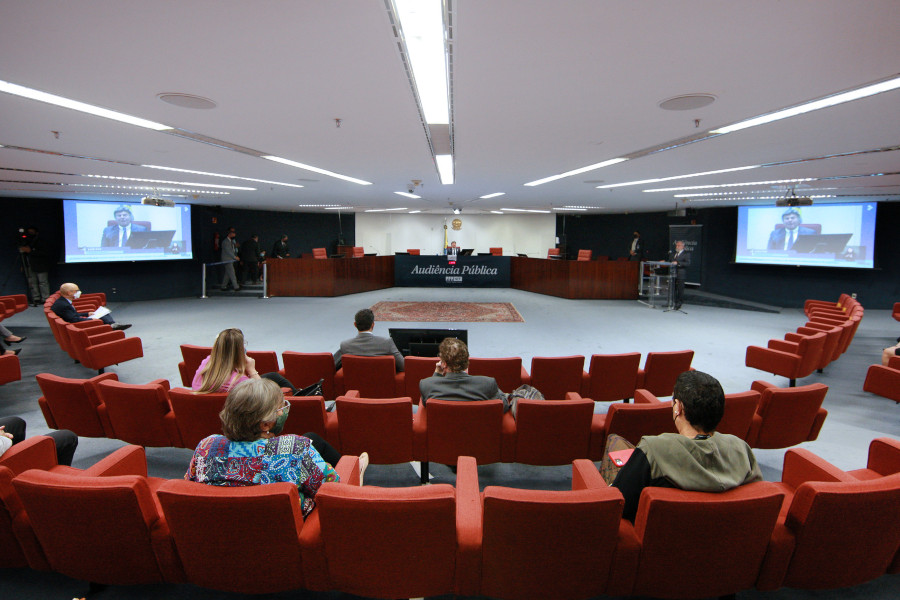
[
  {"x1": 334, "y1": 308, "x2": 404, "y2": 372},
  {"x1": 419, "y1": 338, "x2": 508, "y2": 408},
  {"x1": 186, "y1": 378, "x2": 368, "y2": 517},
  {"x1": 193, "y1": 328, "x2": 298, "y2": 394},
  {"x1": 0, "y1": 416, "x2": 78, "y2": 466},
  {"x1": 611, "y1": 370, "x2": 762, "y2": 522},
  {"x1": 50, "y1": 283, "x2": 131, "y2": 331}
]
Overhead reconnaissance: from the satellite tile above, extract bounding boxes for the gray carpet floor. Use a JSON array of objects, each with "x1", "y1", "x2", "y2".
[{"x1": 1, "y1": 287, "x2": 898, "y2": 599}]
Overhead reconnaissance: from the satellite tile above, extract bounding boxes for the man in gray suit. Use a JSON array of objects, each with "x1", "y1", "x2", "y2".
[
  {"x1": 419, "y1": 338, "x2": 508, "y2": 408},
  {"x1": 334, "y1": 308, "x2": 404, "y2": 372}
]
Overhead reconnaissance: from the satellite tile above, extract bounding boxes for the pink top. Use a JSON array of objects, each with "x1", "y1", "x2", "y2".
[{"x1": 191, "y1": 356, "x2": 249, "y2": 393}]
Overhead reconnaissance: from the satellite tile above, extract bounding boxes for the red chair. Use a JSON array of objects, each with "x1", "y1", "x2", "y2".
[
  {"x1": 282, "y1": 351, "x2": 336, "y2": 400},
  {"x1": 403, "y1": 355, "x2": 439, "y2": 402},
  {"x1": 525, "y1": 355, "x2": 586, "y2": 400},
  {"x1": 13, "y1": 468, "x2": 186, "y2": 585},
  {"x1": 299, "y1": 456, "x2": 480, "y2": 598},
  {"x1": 283, "y1": 396, "x2": 340, "y2": 446},
  {"x1": 745, "y1": 380, "x2": 828, "y2": 449},
  {"x1": 413, "y1": 399, "x2": 516, "y2": 483},
  {"x1": 95, "y1": 379, "x2": 183, "y2": 447},
  {"x1": 758, "y1": 449, "x2": 900, "y2": 590},
  {"x1": 334, "y1": 354, "x2": 403, "y2": 398},
  {"x1": 489, "y1": 247, "x2": 503, "y2": 256},
  {"x1": 157, "y1": 480, "x2": 306, "y2": 594},
  {"x1": 576, "y1": 249, "x2": 592, "y2": 261},
  {"x1": 407, "y1": 248, "x2": 420, "y2": 255},
  {"x1": 468, "y1": 357, "x2": 528, "y2": 392},
  {"x1": 179, "y1": 344, "x2": 281, "y2": 388},
  {"x1": 351, "y1": 246, "x2": 364, "y2": 258},
  {"x1": 546, "y1": 248, "x2": 560, "y2": 258},
  {"x1": 35, "y1": 372, "x2": 116, "y2": 438},
  {"x1": 581, "y1": 352, "x2": 642, "y2": 402},
  {"x1": 167, "y1": 388, "x2": 228, "y2": 449},
  {"x1": 848, "y1": 438, "x2": 900, "y2": 480},
  {"x1": 478, "y1": 458, "x2": 639, "y2": 599},
  {"x1": 581, "y1": 392, "x2": 676, "y2": 459},
  {"x1": 803, "y1": 294, "x2": 851, "y2": 316},
  {"x1": 715, "y1": 390, "x2": 761, "y2": 441},
  {"x1": 791, "y1": 323, "x2": 842, "y2": 371},
  {"x1": 631, "y1": 482, "x2": 785, "y2": 599},
  {"x1": 512, "y1": 398, "x2": 595, "y2": 465},
  {"x1": 635, "y1": 350, "x2": 694, "y2": 397},
  {"x1": 893, "y1": 302, "x2": 900, "y2": 322},
  {"x1": 746, "y1": 331, "x2": 826, "y2": 387},
  {"x1": 65, "y1": 322, "x2": 143, "y2": 374},
  {"x1": 312, "y1": 247, "x2": 327, "y2": 259},
  {"x1": 0, "y1": 294, "x2": 28, "y2": 313},
  {"x1": 0, "y1": 354, "x2": 21, "y2": 386},
  {"x1": 864, "y1": 361, "x2": 900, "y2": 403},
  {"x1": 332, "y1": 396, "x2": 415, "y2": 464}
]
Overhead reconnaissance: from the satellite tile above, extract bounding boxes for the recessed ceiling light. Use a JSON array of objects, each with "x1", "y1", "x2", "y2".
[
  {"x1": 394, "y1": 191, "x2": 421, "y2": 199},
  {"x1": 658, "y1": 94, "x2": 717, "y2": 111},
  {"x1": 524, "y1": 158, "x2": 627, "y2": 187},
  {"x1": 645, "y1": 178, "x2": 817, "y2": 192},
  {"x1": 480, "y1": 192, "x2": 505, "y2": 199},
  {"x1": 143, "y1": 164, "x2": 304, "y2": 188},
  {"x1": 157, "y1": 93, "x2": 217, "y2": 110},
  {"x1": 84, "y1": 174, "x2": 254, "y2": 190},
  {"x1": 262, "y1": 155, "x2": 371, "y2": 185},
  {"x1": 436, "y1": 154, "x2": 454, "y2": 185}
]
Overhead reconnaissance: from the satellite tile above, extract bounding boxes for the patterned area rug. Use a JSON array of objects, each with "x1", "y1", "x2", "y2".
[{"x1": 371, "y1": 301, "x2": 524, "y2": 323}]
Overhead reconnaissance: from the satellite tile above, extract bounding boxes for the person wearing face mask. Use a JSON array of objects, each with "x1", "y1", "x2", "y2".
[
  {"x1": 186, "y1": 378, "x2": 368, "y2": 517},
  {"x1": 192, "y1": 328, "x2": 299, "y2": 394},
  {"x1": 50, "y1": 283, "x2": 131, "y2": 331}
]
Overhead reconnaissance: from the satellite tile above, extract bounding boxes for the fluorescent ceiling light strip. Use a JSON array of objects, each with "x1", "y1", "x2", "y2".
[
  {"x1": 436, "y1": 154, "x2": 454, "y2": 185},
  {"x1": 646, "y1": 177, "x2": 816, "y2": 193},
  {"x1": 525, "y1": 158, "x2": 628, "y2": 187},
  {"x1": 480, "y1": 192, "x2": 505, "y2": 199},
  {"x1": 324, "y1": 206, "x2": 353, "y2": 210},
  {"x1": 501, "y1": 208, "x2": 551, "y2": 213},
  {"x1": 365, "y1": 207, "x2": 408, "y2": 212},
  {"x1": 408, "y1": 210, "x2": 422, "y2": 214},
  {"x1": 65, "y1": 183, "x2": 228, "y2": 194},
  {"x1": 0, "y1": 79, "x2": 172, "y2": 131},
  {"x1": 297, "y1": 204, "x2": 342, "y2": 208},
  {"x1": 262, "y1": 155, "x2": 372, "y2": 185},
  {"x1": 597, "y1": 165, "x2": 760, "y2": 189},
  {"x1": 490, "y1": 211, "x2": 504, "y2": 214},
  {"x1": 395, "y1": 0, "x2": 449, "y2": 125},
  {"x1": 143, "y1": 164, "x2": 303, "y2": 188},
  {"x1": 710, "y1": 75, "x2": 900, "y2": 134},
  {"x1": 394, "y1": 191, "x2": 421, "y2": 199},
  {"x1": 553, "y1": 207, "x2": 587, "y2": 211},
  {"x1": 85, "y1": 174, "x2": 253, "y2": 191}
]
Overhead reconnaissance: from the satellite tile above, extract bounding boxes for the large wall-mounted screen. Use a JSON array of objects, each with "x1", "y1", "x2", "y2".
[
  {"x1": 735, "y1": 202, "x2": 877, "y2": 269},
  {"x1": 63, "y1": 200, "x2": 192, "y2": 263}
]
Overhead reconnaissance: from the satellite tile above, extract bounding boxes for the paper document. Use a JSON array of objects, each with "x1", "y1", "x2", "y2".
[{"x1": 90, "y1": 306, "x2": 111, "y2": 319}]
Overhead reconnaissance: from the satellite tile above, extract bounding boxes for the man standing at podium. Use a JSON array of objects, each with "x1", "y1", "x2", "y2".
[{"x1": 668, "y1": 240, "x2": 691, "y2": 310}]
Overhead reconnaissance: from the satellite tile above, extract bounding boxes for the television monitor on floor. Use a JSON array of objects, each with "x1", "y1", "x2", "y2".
[{"x1": 389, "y1": 328, "x2": 468, "y2": 357}]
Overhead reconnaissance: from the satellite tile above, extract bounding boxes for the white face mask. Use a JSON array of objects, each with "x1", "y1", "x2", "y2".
[{"x1": 73, "y1": 290, "x2": 82, "y2": 299}]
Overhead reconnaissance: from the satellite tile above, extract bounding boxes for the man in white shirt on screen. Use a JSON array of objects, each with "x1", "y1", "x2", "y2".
[
  {"x1": 767, "y1": 208, "x2": 816, "y2": 250},
  {"x1": 100, "y1": 205, "x2": 147, "y2": 247}
]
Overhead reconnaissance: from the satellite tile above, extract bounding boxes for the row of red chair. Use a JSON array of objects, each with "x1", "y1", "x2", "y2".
[
  {"x1": 35, "y1": 371, "x2": 828, "y2": 474},
  {"x1": 746, "y1": 294, "x2": 863, "y2": 386},
  {"x1": 2, "y1": 435, "x2": 898, "y2": 598},
  {"x1": 0, "y1": 294, "x2": 28, "y2": 386},
  {"x1": 42, "y1": 292, "x2": 143, "y2": 374},
  {"x1": 178, "y1": 344, "x2": 695, "y2": 401}
]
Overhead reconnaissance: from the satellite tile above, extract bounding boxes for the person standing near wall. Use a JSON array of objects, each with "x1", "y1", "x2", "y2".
[
  {"x1": 220, "y1": 227, "x2": 240, "y2": 292},
  {"x1": 629, "y1": 230, "x2": 644, "y2": 261},
  {"x1": 19, "y1": 226, "x2": 52, "y2": 305}
]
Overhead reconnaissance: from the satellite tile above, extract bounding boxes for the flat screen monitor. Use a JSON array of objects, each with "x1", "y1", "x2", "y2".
[
  {"x1": 63, "y1": 199, "x2": 193, "y2": 263},
  {"x1": 735, "y1": 202, "x2": 877, "y2": 269},
  {"x1": 460, "y1": 249, "x2": 474, "y2": 256},
  {"x1": 389, "y1": 328, "x2": 468, "y2": 357}
]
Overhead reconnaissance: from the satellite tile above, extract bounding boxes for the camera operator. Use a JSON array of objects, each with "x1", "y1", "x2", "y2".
[{"x1": 18, "y1": 226, "x2": 51, "y2": 306}]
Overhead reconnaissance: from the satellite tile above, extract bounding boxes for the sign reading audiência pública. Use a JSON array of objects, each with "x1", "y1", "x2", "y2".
[{"x1": 394, "y1": 255, "x2": 511, "y2": 287}]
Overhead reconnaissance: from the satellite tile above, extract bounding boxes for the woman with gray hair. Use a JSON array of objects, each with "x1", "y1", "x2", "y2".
[{"x1": 186, "y1": 378, "x2": 368, "y2": 517}]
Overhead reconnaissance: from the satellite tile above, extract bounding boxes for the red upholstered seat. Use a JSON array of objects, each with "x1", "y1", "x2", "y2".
[
  {"x1": 13, "y1": 469, "x2": 185, "y2": 585},
  {"x1": 864, "y1": 362, "x2": 900, "y2": 403},
  {"x1": 35, "y1": 372, "x2": 116, "y2": 437},
  {"x1": 407, "y1": 248, "x2": 420, "y2": 255},
  {"x1": 576, "y1": 249, "x2": 592, "y2": 261},
  {"x1": 334, "y1": 354, "x2": 403, "y2": 398},
  {"x1": 312, "y1": 247, "x2": 327, "y2": 259},
  {"x1": 635, "y1": 350, "x2": 694, "y2": 397},
  {"x1": 403, "y1": 355, "x2": 440, "y2": 402},
  {"x1": 351, "y1": 246, "x2": 364, "y2": 257},
  {"x1": 167, "y1": 388, "x2": 228, "y2": 449},
  {"x1": 746, "y1": 330, "x2": 827, "y2": 387},
  {"x1": 632, "y1": 482, "x2": 785, "y2": 599},
  {"x1": 546, "y1": 247, "x2": 560, "y2": 258},
  {"x1": 893, "y1": 302, "x2": 900, "y2": 322},
  {"x1": 745, "y1": 380, "x2": 828, "y2": 449},
  {"x1": 299, "y1": 456, "x2": 480, "y2": 598},
  {"x1": 282, "y1": 351, "x2": 336, "y2": 400},
  {"x1": 512, "y1": 398, "x2": 594, "y2": 465},
  {"x1": 479, "y1": 459, "x2": 639, "y2": 599},
  {"x1": 0, "y1": 354, "x2": 21, "y2": 386},
  {"x1": 333, "y1": 396, "x2": 415, "y2": 463},
  {"x1": 179, "y1": 344, "x2": 281, "y2": 388},
  {"x1": 581, "y1": 352, "x2": 642, "y2": 402},
  {"x1": 847, "y1": 437, "x2": 900, "y2": 480},
  {"x1": 65, "y1": 322, "x2": 143, "y2": 373},
  {"x1": 582, "y1": 391, "x2": 676, "y2": 459},
  {"x1": 468, "y1": 356, "x2": 528, "y2": 392},
  {"x1": 489, "y1": 247, "x2": 502, "y2": 256},
  {"x1": 0, "y1": 294, "x2": 28, "y2": 314},
  {"x1": 157, "y1": 480, "x2": 305, "y2": 594},
  {"x1": 95, "y1": 379, "x2": 183, "y2": 447},
  {"x1": 525, "y1": 355, "x2": 586, "y2": 400},
  {"x1": 715, "y1": 390, "x2": 761, "y2": 441}
]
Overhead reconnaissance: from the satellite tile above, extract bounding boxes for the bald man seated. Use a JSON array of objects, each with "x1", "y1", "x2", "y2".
[{"x1": 50, "y1": 283, "x2": 131, "y2": 331}]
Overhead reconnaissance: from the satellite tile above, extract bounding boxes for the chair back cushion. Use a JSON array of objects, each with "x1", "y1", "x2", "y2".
[
  {"x1": 282, "y1": 351, "x2": 336, "y2": 400},
  {"x1": 514, "y1": 399, "x2": 593, "y2": 465},
  {"x1": 638, "y1": 350, "x2": 694, "y2": 397},
  {"x1": 168, "y1": 388, "x2": 227, "y2": 449},
  {"x1": 340, "y1": 355, "x2": 400, "y2": 398},
  {"x1": 468, "y1": 357, "x2": 525, "y2": 392},
  {"x1": 424, "y1": 399, "x2": 505, "y2": 464},
  {"x1": 716, "y1": 390, "x2": 760, "y2": 441},
  {"x1": 585, "y1": 353, "x2": 641, "y2": 401},
  {"x1": 752, "y1": 382, "x2": 828, "y2": 448},
  {"x1": 334, "y1": 397, "x2": 414, "y2": 463},
  {"x1": 528, "y1": 356, "x2": 585, "y2": 400}
]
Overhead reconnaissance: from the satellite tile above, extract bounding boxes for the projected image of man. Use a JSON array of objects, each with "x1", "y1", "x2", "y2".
[
  {"x1": 101, "y1": 205, "x2": 147, "y2": 247},
  {"x1": 767, "y1": 208, "x2": 815, "y2": 250}
]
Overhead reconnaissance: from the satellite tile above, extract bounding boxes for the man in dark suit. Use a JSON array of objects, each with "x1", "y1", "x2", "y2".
[
  {"x1": 419, "y1": 338, "x2": 508, "y2": 407},
  {"x1": 629, "y1": 230, "x2": 644, "y2": 261},
  {"x1": 239, "y1": 234, "x2": 261, "y2": 284},
  {"x1": 272, "y1": 234, "x2": 290, "y2": 258},
  {"x1": 51, "y1": 283, "x2": 131, "y2": 331},
  {"x1": 334, "y1": 308, "x2": 404, "y2": 371},
  {"x1": 445, "y1": 241, "x2": 459, "y2": 258},
  {"x1": 100, "y1": 205, "x2": 147, "y2": 247},
  {"x1": 667, "y1": 240, "x2": 691, "y2": 310},
  {"x1": 767, "y1": 208, "x2": 816, "y2": 250}
]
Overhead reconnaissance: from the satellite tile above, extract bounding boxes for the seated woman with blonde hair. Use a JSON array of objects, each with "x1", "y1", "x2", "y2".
[
  {"x1": 192, "y1": 328, "x2": 297, "y2": 394},
  {"x1": 187, "y1": 378, "x2": 368, "y2": 517}
]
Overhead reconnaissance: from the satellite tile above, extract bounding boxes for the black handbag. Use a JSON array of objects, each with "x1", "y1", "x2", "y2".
[{"x1": 293, "y1": 378, "x2": 324, "y2": 397}]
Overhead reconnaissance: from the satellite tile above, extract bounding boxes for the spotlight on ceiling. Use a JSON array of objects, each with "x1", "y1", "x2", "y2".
[
  {"x1": 775, "y1": 189, "x2": 813, "y2": 207},
  {"x1": 453, "y1": 208, "x2": 461, "y2": 215}
]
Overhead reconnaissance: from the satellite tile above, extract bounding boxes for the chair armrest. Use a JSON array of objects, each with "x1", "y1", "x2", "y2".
[
  {"x1": 867, "y1": 438, "x2": 900, "y2": 475},
  {"x1": 0, "y1": 436, "x2": 58, "y2": 474},
  {"x1": 80, "y1": 445, "x2": 148, "y2": 477},
  {"x1": 334, "y1": 455, "x2": 360, "y2": 486},
  {"x1": 746, "y1": 346, "x2": 801, "y2": 373},
  {"x1": 784, "y1": 332, "x2": 806, "y2": 343},
  {"x1": 572, "y1": 459, "x2": 605, "y2": 490},
  {"x1": 455, "y1": 456, "x2": 482, "y2": 597},
  {"x1": 565, "y1": 391, "x2": 587, "y2": 401},
  {"x1": 149, "y1": 378, "x2": 170, "y2": 391},
  {"x1": 767, "y1": 339, "x2": 799, "y2": 353},
  {"x1": 342, "y1": 390, "x2": 360, "y2": 399},
  {"x1": 633, "y1": 389, "x2": 662, "y2": 404},
  {"x1": 86, "y1": 330, "x2": 125, "y2": 345},
  {"x1": 780, "y1": 448, "x2": 853, "y2": 490}
]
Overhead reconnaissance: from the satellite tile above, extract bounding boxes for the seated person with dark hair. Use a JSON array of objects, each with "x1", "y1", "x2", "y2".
[
  {"x1": 611, "y1": 370, "x2": 762, "y2": 522},
  {"x1": 0, "y1": 416, "x2": 78, "y2": 466},
  {"x1": 334, "y1": 308, "x2": 404, "y2": 372},
  {"x1": 419, "y1": 338, "x2": 508, "y2": 408},
  {"x1": 50, "y1": 283, "x2": 131, "y2": 331}
]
